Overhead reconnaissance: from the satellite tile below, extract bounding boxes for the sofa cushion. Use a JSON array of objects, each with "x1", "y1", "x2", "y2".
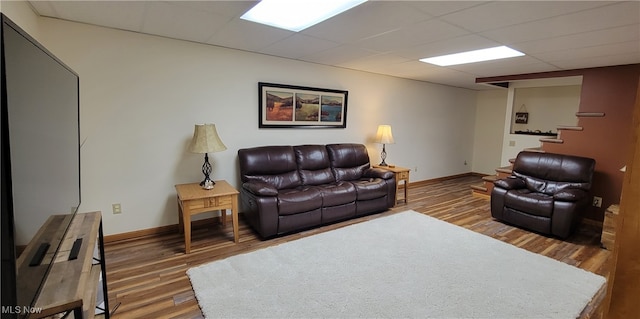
[
  {"x1": 504, "y1": 189, "x2": 553, "y2": 218},
  {"x1": 512, "y1": 151, "x2": 595, "y2": 194},
  {"x1": 277, "y1": 187, "x2": 323, "y2": 216},
  {"x1": 317, "y1": 182, "x2": 357, "y2": 206},
  {"x1": 326, "y1": 144, "x2": 371, "y2": 181},
  {"x1": 351, "y1": 178, "x2": 388, "y2": 200},
  {"x1": 238, "y1": 146, "x2": 302, "y2": 190},
  {"x1": 294, "y1": 145, "x2": 335, "y2": 185}
]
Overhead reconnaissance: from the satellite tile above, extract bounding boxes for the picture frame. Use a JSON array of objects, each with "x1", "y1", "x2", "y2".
[
  {"x1": 259, "y1": 82, "x2": 348, "y2": 128},
  {"x1": 515, "y1": 112, "x2": 529, "y2": 124}
]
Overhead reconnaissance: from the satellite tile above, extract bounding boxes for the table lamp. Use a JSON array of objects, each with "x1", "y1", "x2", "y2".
[
  {"x1": 374, "y1": 124, "x2": 394, "y2": 166},
  {"x1": 189, "y1": 124, "x2": 227, "y2": 189}
]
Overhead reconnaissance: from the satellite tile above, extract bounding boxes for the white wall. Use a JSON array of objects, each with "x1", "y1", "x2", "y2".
[
  {"x1": 511, "y1": 85, "x2": 581, "y2": 133},
  {"x1": 471, "y1": 89, "x2": 508, "y2": 175},
  {"x1": 24, "y1": 17, "x2": 477, "y2": 236}
]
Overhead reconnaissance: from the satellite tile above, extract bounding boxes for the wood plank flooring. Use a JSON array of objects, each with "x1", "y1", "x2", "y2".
[{"x1": 103, "y1": 175, "x2": 610, "y2": 319}]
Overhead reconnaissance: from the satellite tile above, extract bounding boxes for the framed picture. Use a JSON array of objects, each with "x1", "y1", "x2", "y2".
[
  {"x1": 259, "y1": 82, "x2": 348, "y2": 128},
  {"x1": 515, "y1": 112, "x2": 529, "y2": 124}
]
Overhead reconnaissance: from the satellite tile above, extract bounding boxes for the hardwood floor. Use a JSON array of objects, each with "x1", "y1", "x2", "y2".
[{"x1": 103, "y1": 175, "x2": 610, "y2": 319}]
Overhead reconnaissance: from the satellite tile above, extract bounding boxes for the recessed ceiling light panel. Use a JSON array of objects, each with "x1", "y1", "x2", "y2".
[
  {"x1": 241, "y1": 0, "x2": 367, "y2": 32},
  {"x1": 420, "y1": 46, "x2": 525, "y2": 66}
]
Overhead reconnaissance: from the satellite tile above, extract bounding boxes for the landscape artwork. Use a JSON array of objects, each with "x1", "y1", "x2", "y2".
[
  {"x1": 265, "y1": 90, "x2": 293, "y2": 121},
  {"x1": 321, "y1": 96, "x2": 343, "y2": 122},
  {"x1": 295, "y1": 93, "x2": 320, "y2": 122},
  {"x1": 259, "y1": 82, "x2": 348, "y2": 128}
]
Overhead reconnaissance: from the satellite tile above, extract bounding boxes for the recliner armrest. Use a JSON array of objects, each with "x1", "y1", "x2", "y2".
[
  {"x1": 494, "y1": 177, "x2": 526, "y2": 190},
  {"x1": 364, "y1": 168, "x2": 394, "y2": 179},
  {"x1": 553, "y1": 189, "x2": 588, "y2": 202},
  {"x1": 243, "y1": 181, "x2": 278, "y2": 196}
]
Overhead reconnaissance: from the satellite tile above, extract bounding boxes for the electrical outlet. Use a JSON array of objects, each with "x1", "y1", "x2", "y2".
[
  {"x1": 112, "y1": 203, "x2": 122, "y2": 214},
  {"x1": 592, "y1": 196, "x2": 602, "y2": 208},
  {"x1": 414, "y1": 166, "x2": 418, "y2": 172}
]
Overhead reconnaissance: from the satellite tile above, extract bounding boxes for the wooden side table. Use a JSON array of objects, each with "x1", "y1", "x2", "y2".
[
  {"x1": 175, "y1": 180, "x2": 239, "y2": 253},
  {"x1": 374, "y1": 165, "x2": 410, "y2": 205}
]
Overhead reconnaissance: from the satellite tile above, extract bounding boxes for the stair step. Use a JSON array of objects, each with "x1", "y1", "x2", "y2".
[
  {"x1": 509, "y1": 158, "x2": 516, "y2": 164},
  {"x1": 496, "y1": 166, "x2": 512, "y2": 174},
  {"x1": 524, "y1": 147, "x2": 545, "y2": 152},
  {"x1": 576, "y1": 112, "x2": 605, "y2": 117},
  {"x1": 557, "y1": 125, "x2": 583, "y2": 131},
  {"x1": 470, "y1": 184, "x2": 488, "y2": 192},
  {"x1": 482, "y1": 175, "x2": 497, "y2": 182},
  {"x1": 540, "y1": 138, "x2": 564, "y2": 144}
]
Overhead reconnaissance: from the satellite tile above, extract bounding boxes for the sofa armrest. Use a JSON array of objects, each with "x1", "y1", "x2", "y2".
[
  {"x1": 242, "y1": 181, "x2": 278, "y2": 196},
  {"x1": 364, "y1": 167, "x2": 394, "y2": 179},
  {"x1": 494, "y1": 177, "x2": 526, "y2": 190},
  {"x1": 553, "y1": 188, "x2": 588, "y2": 202}
]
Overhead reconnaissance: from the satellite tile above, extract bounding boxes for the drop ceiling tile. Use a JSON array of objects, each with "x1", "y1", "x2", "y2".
[
  {"x1": 41, "y1": 1, "x2": 147, "y2": 31},
  {"x1": 300, "y1": 45, "x2": 381, "y2": 66},
  {"x1": 411, "y1": 68, "x2": 482, "y2": 89},
  {"x1": 205, "y1": 18, "x2": 294, "y2": 52},
  {"x1": 396, "y1": 34, "x2": 500, "y2": 60},
  {"x1": 446, "y1": 56, "x2": 560, "y2": 77},
  {"x1": 531, "y1": 42, "x2": 640, "y2": 62},
  {"x1": 259, "y1": 34, "x2": 341, "y2": 60},
  {"x1": 141, "y1": 2, "x2": 232, "y2": 43},
  {"x1": 337, "y1": 52, "x2": 412, "y2": 70},
  {"x1": 481, "y1": 1, "x2": 640, "y2": 44},
  {"x1": 355, "y1": 19, "x2": 469, "y2": 52},
  {"x1": 405, "y1": 1, "x2": 486, "y2": 18},
  {"x1": 165, "y1": 1, "x2": 258, "y2": 18},
  {"x1": 440, "y1": 1, "x2": 612, "y2": 32},
  {"x1": 550, "y1": 53, "x2": 640, "y2": 70},
  {"x1": 514, "y1": 25, "x2": 640, "y2": 54},
  {"x1": 301, "y1": 1, "x2": 431, "y2": 43}
]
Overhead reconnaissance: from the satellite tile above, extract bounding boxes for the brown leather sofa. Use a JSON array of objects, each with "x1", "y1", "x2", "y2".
[
  {"x1": 491, "y1": 151, "x2": 595, "y2": 238},
  {"x1": 238, "y1": 143, "x2": 396, "y2": 238}
]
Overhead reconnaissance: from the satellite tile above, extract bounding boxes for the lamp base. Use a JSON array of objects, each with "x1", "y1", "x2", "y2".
[
  {"x1": 200, "y1": 178, "x2": 216, "y2": 190},
  {"x1": 379, "y1": 144, "x2": 389, "y2": 166},
  {"x1": 200, "y1": 153, "x2": 216, "y2": 189}
]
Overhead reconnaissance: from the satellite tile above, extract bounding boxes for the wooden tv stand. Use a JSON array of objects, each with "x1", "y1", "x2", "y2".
[{"x1": 16, "y1": 212, "x2": 109, "y2": 318}]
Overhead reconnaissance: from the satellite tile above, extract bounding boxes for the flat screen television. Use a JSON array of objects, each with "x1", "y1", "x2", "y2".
[{"x1": 1, "y1": 14, "x2": 80, "y2": 318}]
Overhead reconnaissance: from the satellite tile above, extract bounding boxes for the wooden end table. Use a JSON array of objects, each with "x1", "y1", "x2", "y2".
[
  {"x1": 374, "y1": 165, "x2": 410, "y2": 205},
  {"x1": 175, "y1": 180, "x2": 239, "y2": 253}
]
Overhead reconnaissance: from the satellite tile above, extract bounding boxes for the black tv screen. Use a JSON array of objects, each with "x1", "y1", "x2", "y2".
[{"x1": 1, "y1": 14, "x2": 80, "y2": 317}]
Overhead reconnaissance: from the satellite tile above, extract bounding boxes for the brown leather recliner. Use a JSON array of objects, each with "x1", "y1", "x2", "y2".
[
  {"x1": 491, "y1": 151, "x2": 595, "y2": 238},
  {"x1": 238, "y1": 143, "x2": 396, "y2": 238}
]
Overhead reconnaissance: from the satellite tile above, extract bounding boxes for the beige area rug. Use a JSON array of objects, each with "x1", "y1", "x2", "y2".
[{"x1": 187, "y1": 210, "x2": 605, "y2": 318}]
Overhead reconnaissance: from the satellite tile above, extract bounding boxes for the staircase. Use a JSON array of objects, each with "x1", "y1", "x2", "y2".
[{"x1": 471, "y1": 112, "x2": 605, "y2": 198}]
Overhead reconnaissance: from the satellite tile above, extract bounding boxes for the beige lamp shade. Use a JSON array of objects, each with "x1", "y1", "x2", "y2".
[
  {"x1": 375, "y1": 125, "x2": 395, "y2": 144},
  {"x1": 189, "y1": 124, "x2": 227, "y2": 154}
]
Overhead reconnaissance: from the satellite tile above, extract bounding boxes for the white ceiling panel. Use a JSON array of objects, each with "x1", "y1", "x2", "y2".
[
  {"x1": 258, "y1": 34, "x2": 341, "y2": 60},
  {"x1": 27, "y1": 0, "x2": 640, "y2": 90},
  {"x1": 301, "y1": 45, "x2": 381, "y2": 66},
  {"x1": 440, "y1": 1, "x2": 613, "y2": 32},
  {"x1": 550, "y1": 53, "x2": 640, "y2": 70},
  {"x1": 514, "y1": 25, "x2": 640, "y2": 54},
  {"x1": 482, "y1": 2, "x2": 640, "y2": 45},
  {"x1": 301, "y1": 1, "x2": 432, "y2": 43},
  {"x1": 32, "y1": 1, "x2": 148, "y2": 31},
  {"x1": 141, "y1": 2, "x2": 231, "y2": 43},
  {"x1": 355, "y1": 19, "x2": 470, "y2": 52},
  {"x1": 204, "y1": 18, "x2": 293, "y2": 52},
  {"x1": 396, "y1": 34, "x2": 501, "y2": 60}
]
